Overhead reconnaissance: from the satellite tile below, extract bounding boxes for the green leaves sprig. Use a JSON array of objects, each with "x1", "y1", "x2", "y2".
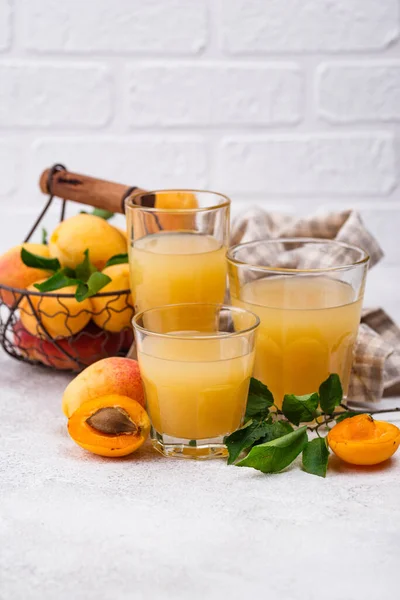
[
  {"x1": 237, "y1": 426, "x2": 308, "y2": 474},
  {"x1": 20, "y1": 248, "x2": 112, "y2": 302},
  {"x1": 225, "y1": 373, "x2": 345, "y2": 478}
]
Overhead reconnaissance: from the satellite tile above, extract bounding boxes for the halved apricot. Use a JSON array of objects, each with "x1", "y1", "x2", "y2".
[
  {"x1": 327, "y1": 414, "x2": 400, "y2": 465},
  {"x1": 68, "y1": 394, "x2": 150, "y2": 458}
]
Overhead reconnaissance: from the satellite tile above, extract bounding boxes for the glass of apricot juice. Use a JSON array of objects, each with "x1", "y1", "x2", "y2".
[
  {"x1": 133, "y1": 303, "x2": 259, "y2": 459},
  {"x1": 126, "y1": 190, "x2": 230, "y2": 331},
  {"x1": 227, "y1": 238, "x2": 369, "y2": 408}
]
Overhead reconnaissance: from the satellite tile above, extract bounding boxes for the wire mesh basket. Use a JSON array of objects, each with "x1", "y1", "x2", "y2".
[{"x1": 0, "y1": 164, "x2": 139, "y2": 372}]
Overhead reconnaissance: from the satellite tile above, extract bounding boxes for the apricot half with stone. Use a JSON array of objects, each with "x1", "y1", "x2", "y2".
[
  {"x1": 68, "y1": 395, "x2": 150, "y2": 458},
  {"x1": 327, "y1": 414, "x2": 400, "y2": 466}
]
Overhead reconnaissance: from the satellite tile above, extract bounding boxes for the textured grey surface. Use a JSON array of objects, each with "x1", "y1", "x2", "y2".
[{"x1": 1, "y1": 351, "x2": 400, "y2": 600}]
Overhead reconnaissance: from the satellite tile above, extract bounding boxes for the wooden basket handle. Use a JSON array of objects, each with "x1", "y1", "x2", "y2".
[{"x1": 39, "y1": 167, "x2": 149, "y2": 214}]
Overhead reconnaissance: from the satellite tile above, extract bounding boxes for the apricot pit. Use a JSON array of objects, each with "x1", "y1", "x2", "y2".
[{"x1": 86, "y1": 406, "x2": 137, "y2": 436}]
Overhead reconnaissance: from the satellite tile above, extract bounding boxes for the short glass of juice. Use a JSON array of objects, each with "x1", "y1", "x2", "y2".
[
  {"x1": 227, "y1": 238, "x2": 369, "y2": 407},
  {"x1": 133, "y1": 303, "x2": 259, "y2": 459},
  {"x1": 126, "y1": 190, "x2": 230, "y2": 323}
]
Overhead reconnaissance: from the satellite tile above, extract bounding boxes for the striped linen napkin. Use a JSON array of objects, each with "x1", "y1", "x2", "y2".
[{"x1": 231, "y1": 208, "x2": 400, "y2": 403}]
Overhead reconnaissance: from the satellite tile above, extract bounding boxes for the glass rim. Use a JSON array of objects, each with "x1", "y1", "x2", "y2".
[
  {"x1": 125, "y1": 189, "x2": 231, "y2": 214},
  {"x1": 226, "y1": 237, "x2": 370, "y2": 274},
  {"x1": 132, "y1": 302, "x2": 260, "y2": 340}
]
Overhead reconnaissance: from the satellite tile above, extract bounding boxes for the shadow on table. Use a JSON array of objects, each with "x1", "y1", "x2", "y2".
[
  {"x1": 328, "y1": 454, "x2": 397, "y2": 475},
  {"x1": 59, "y1": 438, "x2": 164, "y2": 464}
]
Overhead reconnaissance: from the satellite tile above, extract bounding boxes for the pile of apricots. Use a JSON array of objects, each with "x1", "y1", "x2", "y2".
[{"x1": 0, "y1": 213, "x2": 134, "y2": 369}]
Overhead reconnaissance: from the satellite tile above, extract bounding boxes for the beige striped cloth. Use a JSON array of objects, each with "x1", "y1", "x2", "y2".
[{"x1": 231, "y1": 208, "x2": 400, "y2": 403}]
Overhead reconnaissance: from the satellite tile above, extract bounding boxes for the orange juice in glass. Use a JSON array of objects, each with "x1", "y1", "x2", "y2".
[
  {"x1": 126, "y1": 190, "x2": 230, "y2": 329},
  {"x1": 227, "y1": 239, "x2": 369, "y2": 407},
  {"x1": 133, "y1": 304, "x2": 259, "y2": 459}
]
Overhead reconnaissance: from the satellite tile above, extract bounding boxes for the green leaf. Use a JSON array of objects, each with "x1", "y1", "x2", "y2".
[
  {"x1": 255, "y1": 420, "x2": 294, "y2": 445},
  {"x1": 245, "y1": 377, "x2": 274, "y2": 419},
  {"x1": 282, "y1": 392, "x2": 319, "y2": 426},
  {"x1": 75, "y1": 272, "x2": 111, "y2": 302},
  {"x1": 237, "y1": 426, "x2": 308, "y2": 474},
  {"x1": 62, "y1": 266, "x2": 77, "y2": 278},
  {"x1": 92, "y1": 208, "x2": 114, "y2": 220},
  {"x1": 41, "y1": 228, "x2": 48, "y2": 245},
  {"x1": 105, "y1": 253, "x2": 129, "y2": 268},
  {"x1": 87, "y1": 272, "x2": 112, "y2": 295},
  {"x1": 33, "y1": 270, "x2": 79, "y2": 293},
  {"x1": 225, "y1": 420, "x2": 272, "y2": 465},
  {"x1": 319, "y1": 374, "x2": 343, "y2": 414},
  {"x1": 75, "y1": 249, "x2": 97, "y2": 282},
  {"x1": 21, "y1": 248, "x2": 60, "y2": 272},
  {"x1": 302, "y1": 437, "x2": 329, "y2": 478},
  {"x1": 335, "y1": 410, "x2": 363, "y2": 423},
  {"x1": 75, "y1": 282, "x2": 89, "y2": 302}
]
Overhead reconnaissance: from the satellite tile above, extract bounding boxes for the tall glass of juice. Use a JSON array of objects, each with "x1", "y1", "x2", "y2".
[
  {"x1": 227, "y1": 238, "x2": 369, "y2": 407},
  {"x1": 126, "y1": 190, "x2": 230, "y2": 325},
  {"x1": 133, "y1": 303, "x2": 259, "y2": 459}
]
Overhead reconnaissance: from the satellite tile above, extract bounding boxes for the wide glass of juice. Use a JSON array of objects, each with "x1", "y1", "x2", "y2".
[
  {"x1": 227, "y1": 239, "x2": 369, "y2": 407},
  {"x1": 133, "y1": 303, "x2": 259, "y2": 459},
  {"x1": 125, "y1": 190, "x2": 230, "y2": 327}
]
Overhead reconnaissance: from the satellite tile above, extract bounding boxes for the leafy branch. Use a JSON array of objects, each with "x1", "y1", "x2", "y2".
[
  {"x1": 225, "y1": 374, "x2": 400, "y2": 478},
  {"x1": 21, "y1": 248, "x2": 112, "y2": 302}
]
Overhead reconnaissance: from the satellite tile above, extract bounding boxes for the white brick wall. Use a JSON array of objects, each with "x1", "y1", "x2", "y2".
[
  {"x1": 127, "y1": 64, "x2": 303, "y2": 126},
  {"x1": 0, "y1": 0, "x2": 400, "y2": 312}
]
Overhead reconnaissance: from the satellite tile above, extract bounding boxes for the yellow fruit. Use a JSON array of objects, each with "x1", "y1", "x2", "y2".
[
  {"x1": 0, "y1": 243, "x2": 51, "y2": 307},
  {"x1": 152, "y1": 191, "x2": 199, "y2": 232},
  {"x1": 116, "y1": 227, "x2": 127, "y2": 243},
  {"x1": 328, "y1": 414, "x2": 400, "y2": 466},
  {"x1": 91, "y1": 263, "x2": 134, "y2": 332},
  {"x1": 155, "y1": 191, "x2": 198, "y2": 209},
  {"x1": 62, "y1": 357, "x2": 145, "y2": 418},
  {"x1": 67, "y1": 395, "x2": 150, "y2": 458},
  {"x1": 20, "y1": 281, "x2": 93, "y2": 338},
  {"x1": 49, "y1": 214, "x2": 127, "y2": 270}
]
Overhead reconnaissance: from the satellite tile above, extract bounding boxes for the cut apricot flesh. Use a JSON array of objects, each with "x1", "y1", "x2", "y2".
[
  {"x1": 327, "y1": 414, "x2": 400, "y2": 466},
  {"x1": 68, "y1": 394, "x2": 150, "y2": 458}
]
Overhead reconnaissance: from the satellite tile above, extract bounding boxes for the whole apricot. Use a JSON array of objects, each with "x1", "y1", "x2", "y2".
[
  {"x1": 155, "y1": 190, "x2": 198, "y2": 231},
  {"x1": 68, "y1": 394, "x2": 150, "y2": 457},
  {"x1": 133, "y1": 191, "x2": 199, "y2": 236},
  {"x1": 62, "y1": 356, "x2": 145, "y2": 418},
  {"x1": 116, "y1": 227, "x2": 127, "y2": 243},
  {"x1": 0, "y1": 243, "x2": 51, "y2": 307},
  {"x1": 327, "y1": 414, "x2": 400, "y2": 465},
  {"x1": 91, "y1": 263, "x2": 134, "y2": 332},
  {"x1": 20, "y1": 281, "x2": 92, "y2": 338},
  {"x1": 49, "y1": 214, "x2": 127, "y2": 270},
  {"x1": 155, "y1": 191, "x2": 198, "y2": 210}
]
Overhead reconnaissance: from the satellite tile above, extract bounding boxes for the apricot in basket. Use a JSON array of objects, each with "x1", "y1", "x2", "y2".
[
  {"x1": 13, "y1": 320, "x2": 124, "y2": 370},
  {"x1": 19, "y1": 281, "x2": 92, "y2": 338},
  {"x1": 0, "y1": 243, "x2": 52, "y2": 307},
  {"x1": 91, "y1": 263, "x2": 134, "y2": 332},
  {"x1": 49, "y1": 213, "x2": 126, "y2": 270}
]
